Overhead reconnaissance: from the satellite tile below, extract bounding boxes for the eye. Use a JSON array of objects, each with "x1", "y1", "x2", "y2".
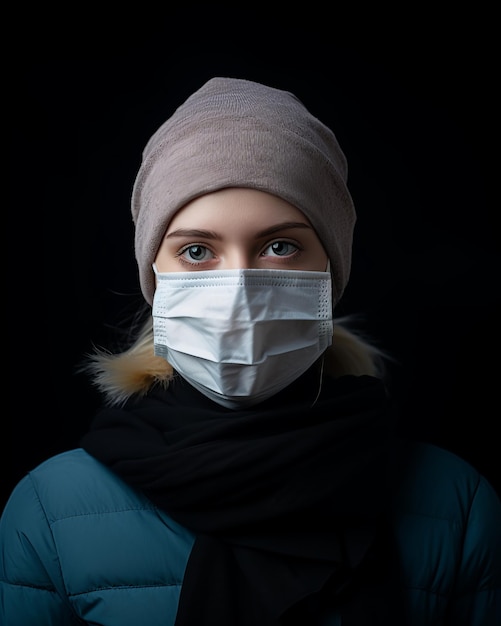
[
  {"x1": 177, "y1": 244, "x2": 215, "y2": 264},
  {"x1": 262, "y1": 240, "x2": 299, "y2": 257}
]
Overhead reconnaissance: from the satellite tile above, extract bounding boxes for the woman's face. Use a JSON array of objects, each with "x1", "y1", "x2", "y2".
[{"x1": 154, "y1": 188, "x2": 328, "y2": 273}]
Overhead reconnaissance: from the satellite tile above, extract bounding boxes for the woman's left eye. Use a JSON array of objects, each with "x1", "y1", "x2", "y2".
[{"x1": 263, "y1": 241, "x2": 299, "y2": 257}]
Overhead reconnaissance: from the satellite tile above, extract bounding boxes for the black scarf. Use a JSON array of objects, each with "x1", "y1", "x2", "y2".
[{"x1": 81, "y1": 369, "x2": 403, "y2": 625}]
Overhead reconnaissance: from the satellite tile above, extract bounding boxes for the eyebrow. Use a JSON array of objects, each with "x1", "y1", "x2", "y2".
[{"x1": 165, "y1": 222, "x2": 313, "y2": 240}]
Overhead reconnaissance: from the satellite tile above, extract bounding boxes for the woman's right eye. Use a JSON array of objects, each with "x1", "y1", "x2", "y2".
[{"x1": 177, "y1": 244, "x2": 214, "y2": 264}]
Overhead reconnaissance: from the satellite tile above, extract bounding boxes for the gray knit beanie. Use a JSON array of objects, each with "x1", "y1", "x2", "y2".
[{"x1": 132, "y1": 77, "x2": 356, "y2": 305}]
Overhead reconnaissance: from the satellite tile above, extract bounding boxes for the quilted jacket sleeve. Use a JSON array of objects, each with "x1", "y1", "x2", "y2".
[
  {"x1": 448, "y1": 474, "x2": 501, "y2": 626},
  {"x1": 0, "y1": 475, "x2": 81, "y2": 626}
]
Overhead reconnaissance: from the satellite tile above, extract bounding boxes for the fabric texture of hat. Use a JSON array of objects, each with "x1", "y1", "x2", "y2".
[{"x1": 132, "y1": 77, "x2": 356, "y2": 305}]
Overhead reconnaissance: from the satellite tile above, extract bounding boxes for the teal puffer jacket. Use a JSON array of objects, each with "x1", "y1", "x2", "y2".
[{"x1": 1, "y1": 442, "x2": 500, "y2": 625}]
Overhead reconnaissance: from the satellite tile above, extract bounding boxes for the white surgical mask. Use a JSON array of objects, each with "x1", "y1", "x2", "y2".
[{"x1": 152, "y1": 266, "x2": 333, "y2": 408}]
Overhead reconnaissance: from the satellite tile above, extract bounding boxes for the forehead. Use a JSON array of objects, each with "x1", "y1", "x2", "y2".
[{"x1": 167, "y1": 187, "x2": 312, "y2": 231}]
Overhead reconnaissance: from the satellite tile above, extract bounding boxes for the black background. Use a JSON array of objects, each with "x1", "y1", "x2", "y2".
[{"x1": 7, "y1": 11, "x2": 499, "y2": 511}]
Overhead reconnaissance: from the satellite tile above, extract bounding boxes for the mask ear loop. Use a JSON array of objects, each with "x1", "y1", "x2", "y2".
[
  {"x1": 310, "y1": 258, "x2": 331, "y2": 407},
  {"x1": 310, "y1": 354, "x2": 325, "y2": 407}
]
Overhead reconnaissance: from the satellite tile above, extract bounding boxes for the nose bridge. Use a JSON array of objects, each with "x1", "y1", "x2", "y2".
[{"x1": 224, "y1": 245, "x2": 254, "y2": 270}]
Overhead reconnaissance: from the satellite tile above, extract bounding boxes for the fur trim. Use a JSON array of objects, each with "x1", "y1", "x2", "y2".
[{"x1": 84, "y1": 317, "x2": 387, "y2": 407}]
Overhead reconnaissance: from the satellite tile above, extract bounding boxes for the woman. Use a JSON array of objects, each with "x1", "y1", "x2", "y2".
[{"x1": 1, "y1": 77, "x2": 500, "y2": 625}]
